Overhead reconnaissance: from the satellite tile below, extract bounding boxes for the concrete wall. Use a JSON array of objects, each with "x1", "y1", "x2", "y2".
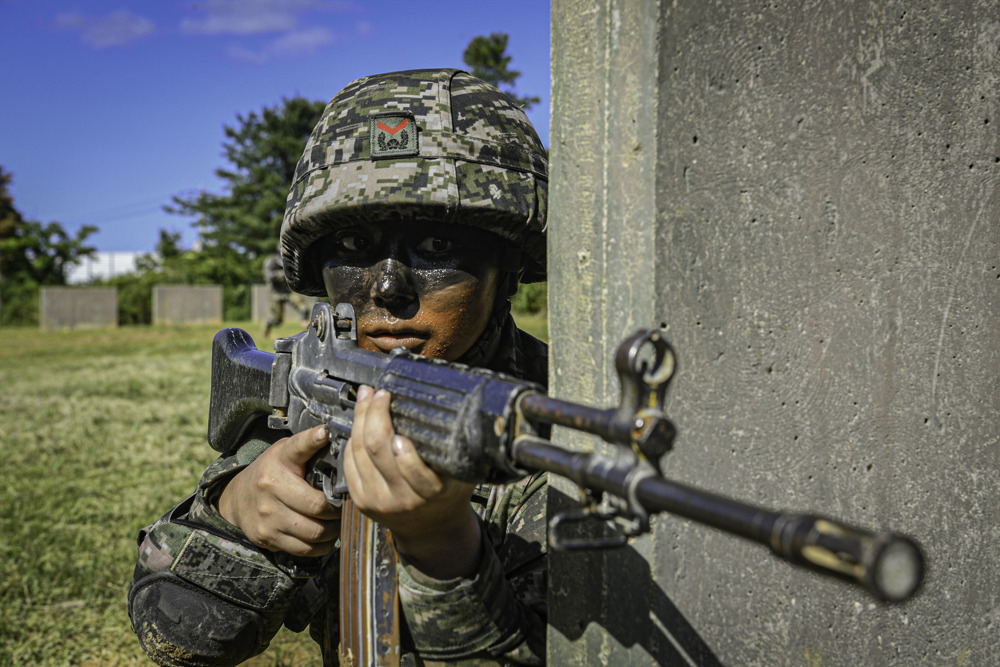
[
  {"x1": 549, "y1": 1, "x2": 999, "y2": 664},
  {"x1": 250, "y1": 284, "x2": 318, "y2": 324},
  {"x1": 152, "y1": 285, "x2": 222, "y2": 325},
  {"x1": 39, "y1": 287, "x2": 117, "y2": 330}
]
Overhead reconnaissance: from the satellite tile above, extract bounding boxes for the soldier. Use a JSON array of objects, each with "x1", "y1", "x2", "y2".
[
  {"x1": 128, "y1": 68, "x2": 549, "y2": 665},
  {"x1": 262, "y1": 251, "x2": 309, "y2": 338}
]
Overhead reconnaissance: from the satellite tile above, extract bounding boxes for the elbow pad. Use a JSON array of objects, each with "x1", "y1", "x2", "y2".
[
  {"x1": 129, "y1": 572, "x2": 261, "y2": 667},
  {"x1": 129, "y1": 501, "x2": 305, "y2": 666}
]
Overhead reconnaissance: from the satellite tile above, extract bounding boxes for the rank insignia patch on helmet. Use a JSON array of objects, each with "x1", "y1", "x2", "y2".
[{"x1": 370, "y1": 112, "x2": 418, "y2": 159}]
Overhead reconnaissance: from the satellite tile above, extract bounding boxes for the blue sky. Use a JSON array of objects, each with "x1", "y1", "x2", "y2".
[{"x1": 0, "y1": 0, "x2": 551, "y2": 253}]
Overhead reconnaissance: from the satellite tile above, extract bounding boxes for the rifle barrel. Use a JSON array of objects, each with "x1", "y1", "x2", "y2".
[
  {"x1": 513, "y1": 437, "x2": 923, "y2": 603},
  {"x1": 518, "y1": 393, "x2": 629, "y2": 444}
]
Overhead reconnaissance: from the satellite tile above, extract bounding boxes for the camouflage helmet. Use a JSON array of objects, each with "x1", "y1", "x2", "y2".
[{"x1": 280, "y1": 68, "x2": 548, "y2": 296}]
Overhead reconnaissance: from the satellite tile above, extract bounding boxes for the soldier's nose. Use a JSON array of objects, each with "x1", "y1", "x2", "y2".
[{"x1": 370, "y1": 258, "x2": 417, "y2": 309}]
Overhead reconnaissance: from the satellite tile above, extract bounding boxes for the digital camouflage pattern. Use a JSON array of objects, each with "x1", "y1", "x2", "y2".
[
  {"x1": 129, "y1": 435, "x2": 304, "y2": 664},
  {"x1": 263, "y1": 254, "x2": 291, "y2": 293},
  {"x1": 262, "y1": 253, "x2": 309, "y2": 333},
  {"x1": 396, "y1": 474, "x2": 548, "y2": 663},
  {"x1": 280, "y1": 69, "x2": 548, "y2": 296}
]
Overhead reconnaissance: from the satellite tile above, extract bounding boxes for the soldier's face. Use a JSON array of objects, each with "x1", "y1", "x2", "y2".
[{"x1": 319, "y1": 223, "x2": 502, "y2": 361}]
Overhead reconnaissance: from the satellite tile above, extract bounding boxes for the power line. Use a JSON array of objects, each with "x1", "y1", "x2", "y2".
[{"x1": 58, "y1": 189, "x2": 204, "y2": 224}]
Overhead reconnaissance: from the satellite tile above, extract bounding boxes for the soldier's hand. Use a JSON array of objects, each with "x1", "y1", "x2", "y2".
[
  {"x1": 345, "y1": 385, "x2": 482, "y2": 579},
  {"x1": 218, "y1": 425, "x2": 341, "y2": 557}
]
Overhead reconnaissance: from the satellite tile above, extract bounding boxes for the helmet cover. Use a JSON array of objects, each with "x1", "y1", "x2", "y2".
[{"x1": 280, "y1": 68, "x2": 548, "y2": 296}]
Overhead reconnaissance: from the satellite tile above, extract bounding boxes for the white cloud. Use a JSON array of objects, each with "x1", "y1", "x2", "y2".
[
  {"x1": 225, "y1": 44, "x2": 271, "y2": 65},
  {"x1": 223, "y1": 27, "x2": 336, "y2": 65},
  {"x1": 181, "y1": 11, "x2": 295, "y2": 36},
  {"x1": 54, "y1": 10, "x2": 155, "y2": 49},
  {"x1": 179, "y1": 0, "x2": 348, "y2": 64},
  {"x1": 269, "y1": 27, "x2": 335, "y2": 56},
  {"x1": 180, "y1": 0, "x2": 344, "y2": 36}
]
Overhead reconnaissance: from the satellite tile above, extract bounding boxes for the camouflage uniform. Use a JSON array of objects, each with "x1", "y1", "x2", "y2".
[
  {"x1": 129, "y1": 69, "x2": 550, "y2": 665},
  {"x1": 128, "y1": 319, "x2": 547, "y2": 666},
  {"x1": 262, "y1": 253, "x2": 309, "y2": 335}
]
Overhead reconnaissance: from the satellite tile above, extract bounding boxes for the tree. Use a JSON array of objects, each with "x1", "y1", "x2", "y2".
[
  {"x1": 0, "y1": 167, "x2": 18, "y2": 241},
  {"x1": 0, "y1": 166, "x2": 97, "y2": 324},
  {"x1": 464, "y1": 33, "x2": 547, "y2": 318},
  {"x1": 463, "y1": 33, "x2": 541, "y2": 110},
  {"x1": 154, "y1": 228, "x2": 183, "y2": 261},
  {"x1": 0, "y1": 166, "x2": 99, "y2": 285},
  {"x1": 166, "y1": 96, "x2": 326, "y2": 269},
  {"x1": 1, "y1": 218, "x2": 98, "y2": 285},
  {"x1": 162, "y1": 97, "x2": 325, "y2": 319}
]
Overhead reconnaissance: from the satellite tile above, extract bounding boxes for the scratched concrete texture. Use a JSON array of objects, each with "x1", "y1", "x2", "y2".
[{"x1": 548, "y1": 1, "x2": 999, "y2": 665}]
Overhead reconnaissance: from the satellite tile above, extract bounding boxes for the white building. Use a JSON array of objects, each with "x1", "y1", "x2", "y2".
[{"x1": 66, "y1": 251, "x2": 142, "y2": 284}]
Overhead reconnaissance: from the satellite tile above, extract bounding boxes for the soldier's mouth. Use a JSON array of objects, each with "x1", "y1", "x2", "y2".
[{"x1": 363, "y1": 330, "x2": 429, "y2": 353}]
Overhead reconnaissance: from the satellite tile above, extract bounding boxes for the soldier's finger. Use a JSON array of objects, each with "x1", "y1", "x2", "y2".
[
  {"x1": 348, "y1": 385, "x2": 375, "y2": 459},
  {"x1": 278, "y1": 424, "x2": 331, "y2": 469},
  {"x1": 360, "y1": 390, "x2": 399, "y2": 462},
  {"x1": 344, "y1": 386, "x2": 382, "y2": 499},
  {"x1": 350, "y1": 388, "x2": 400, "y2": 482},
  {"x1": 282, "y1": 483, "x2": 343, "y2": 521},
  {"x1": 389, "y1": 434, "x2": 444, "y2": 498},
  {"x1": 273, "y1": 531, "x2": 338, "y2": 558},
  {"x1": 282, "y1": 513, "x2": 342, "y2": 547}
]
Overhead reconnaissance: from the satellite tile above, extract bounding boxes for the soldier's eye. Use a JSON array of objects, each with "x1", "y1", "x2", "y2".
[
  {"x1": 416, "y1": 236, "x2": 455, "y2": 255},
  {"x1": 337, "y1": 232, "x2": 372, "y2": 253}
]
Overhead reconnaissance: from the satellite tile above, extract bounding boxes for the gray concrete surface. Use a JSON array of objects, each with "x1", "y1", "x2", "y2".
[
  {"x1": 39, "y1": 287, "x2": 117, "y2": 330},
  {"x1": 152, "y1": 285, "x2": 222, "y2": 325},
  {"x1": 250, "y1": 284, "x2": 318, "y2": 325},
  {"x1": 548, "y1": 1, "x2": 999, "y2": 664}
]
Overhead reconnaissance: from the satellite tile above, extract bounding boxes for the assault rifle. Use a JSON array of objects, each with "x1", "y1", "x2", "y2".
[{"x1": 208, "y1": 302, "x2": 924, "y2": 610}]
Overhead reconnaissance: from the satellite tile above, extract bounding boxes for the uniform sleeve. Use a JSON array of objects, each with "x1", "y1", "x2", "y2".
[
  {"x1": 127, "y1": 434, "x2": 314, "y2": 666},
  {"x1": 396, "y1": 473, "x2": 547, "y2": 665}
]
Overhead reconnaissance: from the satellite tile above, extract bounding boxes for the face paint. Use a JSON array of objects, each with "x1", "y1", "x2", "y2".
[{"x1": 319, "y1": 223, "x2": 502, "y2": 361}]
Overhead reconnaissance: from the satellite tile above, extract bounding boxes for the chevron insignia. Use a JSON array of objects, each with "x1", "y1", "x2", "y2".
[{"x1": 370, "y1": 112, "x2": 418, "y2": 158}]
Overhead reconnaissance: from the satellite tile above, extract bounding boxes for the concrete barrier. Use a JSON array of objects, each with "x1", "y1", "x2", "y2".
[
  {"x1": 152, "y1": 285, "x2": 222, "y2": 325},
  {"x1": 250, "y1": 284, "x2": 318, "y2": 324},
  {"x1": 40, "y1": 287, "x2": 118, "y2": 330},
  {"x1": 549, "y1": 1, "x2": 1000, "y2": 663}
]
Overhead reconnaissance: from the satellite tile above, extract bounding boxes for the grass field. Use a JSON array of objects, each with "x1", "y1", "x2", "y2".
[{"x1": 0, "y1": 312, "x2": 546, "y2": 665}]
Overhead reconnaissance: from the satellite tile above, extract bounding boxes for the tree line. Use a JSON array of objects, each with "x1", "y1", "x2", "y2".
[{"x1": 0, "y1": 33, "x2": 545, "y2": 326}]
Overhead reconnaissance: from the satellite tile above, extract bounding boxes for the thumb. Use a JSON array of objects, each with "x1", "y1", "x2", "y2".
[{"x1": 278, "y1": 424, "x2": 331, "y2": 470}]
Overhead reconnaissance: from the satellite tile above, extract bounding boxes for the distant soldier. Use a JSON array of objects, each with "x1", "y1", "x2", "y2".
[{"x1": 263, "y1": 251, "x2": 309, "y2": 337}]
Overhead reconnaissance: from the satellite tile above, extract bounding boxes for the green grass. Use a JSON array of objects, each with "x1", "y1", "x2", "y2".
[
  {"x1": 511, "y1": 310, "x2": 548, "y2": 342},
  {"x1": 0, "y1": 321, "x2": 318, "y2": 666},
  {"x1": 0, "y1": 314, "x2": 547, "y2": 665}
]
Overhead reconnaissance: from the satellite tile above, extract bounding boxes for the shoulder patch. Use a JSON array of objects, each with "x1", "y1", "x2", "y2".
[{"x1": 369, "y1": 112, "x2": 418, "y2": 159}]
